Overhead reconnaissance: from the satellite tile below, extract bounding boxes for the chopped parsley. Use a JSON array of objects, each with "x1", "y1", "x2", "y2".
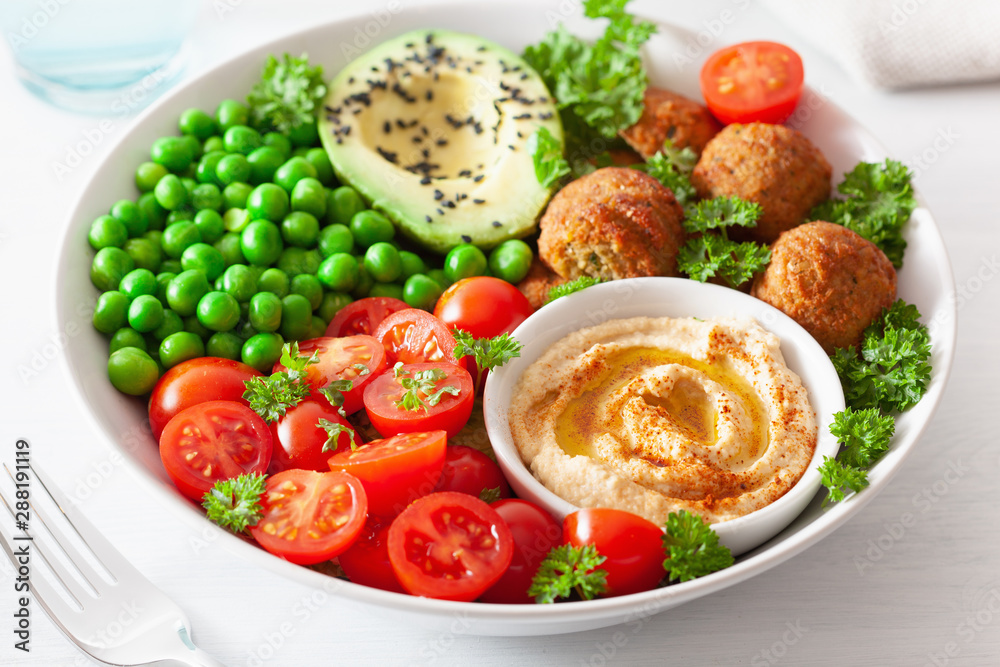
[
  {"x1": 247, "y1": 53, "x2": 327, "y2": 133},
  {"x1": 631, "y1": 140, "x2": 698, "y2": 205},
  {"x1": 452, "y1": 331, "x2": 524, "y2": 372},
  {"x1": 529, "y1": 544, "x2": 608, "y2": 603},
  {"x1": 242, "y1": 342, "x2": 318, "y2": 423},
  {"x1": 393, "y1": 363, "x2": 460, "y2": 412},
  {"x1": 317, "y1": 417, "x2": 358, "y2": 452}
]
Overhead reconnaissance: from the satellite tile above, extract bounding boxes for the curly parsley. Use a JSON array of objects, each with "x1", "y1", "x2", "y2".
[
  {"x1": 452, "y1": 331, "x2": 524, "y2": 372},
  {"x1": 247, "y1": 53, "x2": 327, "y2": 133},
  {"x1": 661, "y1": 510, "x2": 734, "y2": 583},
  {"x1": 528, "y1": 127, "x2": 571, "y2": 188},
  {"x1": 242, "y1": 342, "x2": 318, "y2": 422},
  {"x1": 545, "y1": 276, "x2": 603, "y2": 304},
  {"x1": 529, "y1": 544, "x2": 608, "y2": 603},
  {"x1": 630, "y1": 139, "x2": 698, "y2": 205},
  {"x1": 677, "y1": 197, "x2": 771, "y2": 288},
  {"x1": 202, "y1": 473, "x2": 267, "y2": 534}
]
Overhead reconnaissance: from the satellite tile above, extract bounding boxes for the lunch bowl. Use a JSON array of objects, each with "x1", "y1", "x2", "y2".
[
  {"x1": 55, "y1": 0, "x2": 956, "y2": 637},
  {"x1": 484, "y1": 276, "x2": 844, "y2": 557}
]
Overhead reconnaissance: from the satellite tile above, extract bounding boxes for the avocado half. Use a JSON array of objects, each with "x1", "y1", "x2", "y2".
[{"x1": 319, "y1": 29, "x2": 563, "y2": 254}]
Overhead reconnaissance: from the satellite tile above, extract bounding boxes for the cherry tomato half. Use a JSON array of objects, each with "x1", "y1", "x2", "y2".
[
  {"x1": 148, "y1": 357, "x2": 262, "y2": 440},
  {"x1": 388, "y1": 491, "x2": 514, "y2": 602},
  {"x1": 338, "y1": 514, "x2": 406, "y2": 594},
  {"x1": 433, "y1": 445, "x2": 511, "y2": 500},
  {"x1": 269, "y1": 398, "x2": 357, "y2": 474},
  {"x1": 327, "y1": 430, "x2": 447, "y2": 517},
  {"x1": 272, "y1": 335, "x2": 386, "y2": 415},
  {"x1": 363, "y1": 362, "x2": 474, "y2": 439},
  {"x1": 699, "y1": 41, "x2": 804, "y2": 125},
  {"x1": 159, "y1": 400, "x2": 272, "y2": 501},
  {"x1": 373, "y1": 308, "x2": 465, "y2": 369},
  {"x1": 564, "y1": 508, "x2": 665, "y2": 597},
  {"x1": 433, "y1": 276, "x2": 534, "y2": 339},
  {"x1": 249, "y1": 469, "x2": 367, "y2": 565},
  {"x1": 479, "y1": 498, "x2": 561, "y2": 604},
  {"x1": 325, "y1": 296, "x2": 409, "y2": 338}
]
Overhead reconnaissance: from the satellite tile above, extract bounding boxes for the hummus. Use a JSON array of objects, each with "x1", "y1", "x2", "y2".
[{"x1": 508, "y1": 316, "x2": 817, "y2": 523}]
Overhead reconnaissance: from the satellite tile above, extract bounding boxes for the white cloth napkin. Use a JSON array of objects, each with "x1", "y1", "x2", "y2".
[{"x1": 760, "y1": 0, "x2": 1000, "y2": 88}]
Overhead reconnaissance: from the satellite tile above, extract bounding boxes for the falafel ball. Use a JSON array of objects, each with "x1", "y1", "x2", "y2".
[
  {"x1": 537, "y1": 167, "x2": 686, "y2": 281},
  {"x1": 751, "y1": 221, "x2": 897, "y2": 354},
  {"x1": 691, "y1": 122, "x2": 832, "y2": 243},
  {"x1": 620, "y1": 88, "x2": 722, "y2": 158},
  {"x1": 517, "y1": 256, "x2": 567, "y2": 310}
]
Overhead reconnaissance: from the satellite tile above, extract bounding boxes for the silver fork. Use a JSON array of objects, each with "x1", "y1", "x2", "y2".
[{"x1": 0, "y1": 461, "x2": 227, "y2": 666}]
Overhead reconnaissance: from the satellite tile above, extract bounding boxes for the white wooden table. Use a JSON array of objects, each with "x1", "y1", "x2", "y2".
[{"x1": 1, "y1": 1, "x2": 997, "y2": 664}]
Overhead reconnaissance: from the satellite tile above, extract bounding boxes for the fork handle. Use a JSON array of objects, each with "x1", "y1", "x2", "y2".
[{"x1": 151, "y1": 630, "x2": 230, "y2": 667}]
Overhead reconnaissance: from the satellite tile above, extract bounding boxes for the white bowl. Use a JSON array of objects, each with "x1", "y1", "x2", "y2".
[
  {"x1": 484, "y1": 277, "x2": 844, "y2": 557},
  {"x1": 55, "y1": 0, "x2": 956, "y2": 637}
]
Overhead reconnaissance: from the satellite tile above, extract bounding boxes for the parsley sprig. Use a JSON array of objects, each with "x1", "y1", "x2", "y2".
[
  {"x1": 202, "y1": 473, "x2": 267, "y2": 534},
  {"x1": 523, "y1": 0, "x2": 655, "y2": 163},
  {"x1": 393, "y1": 363, "x2": 460, "y2": 412},
  {"x1": 527, "y1": 127, "x2": 571, "y2": 188},
  {"x1": 242, "y1": 342, "x2": 319, "y2": 423},
  {"x1": 317, "y1": 417, "x2": 358, "y2": 453},
  {"x1": 247, "y1": 53, "x2": 327, "y2": 133},
  {"x1": 819, "y1": 408, "x2": 895, "y2": 503},
  {"x1": 529, "y1": 544, "x2": 609, "y2": 603},
  {"x1": 546, "y1": 276, "x2": 603, "y2": 304},
  {"x1": 452, "y1": 331, "x2": 524, "y2": 372},
  {"x1": 632, "y1": 140, "x2": 698, "y2": 205},
  {"x1": 810, "y1": 159, "x2": 916, "y2": 268},
  {"x1": 677, "y1": 197, "x2": 771, "y2": 288},
  {"x1": 661, "y1": 510, "x2": 734, "y2": 583}
]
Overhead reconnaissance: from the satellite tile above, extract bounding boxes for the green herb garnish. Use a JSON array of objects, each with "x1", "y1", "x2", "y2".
[
  {"x1": 677, "y1": 197, "x2": 771, "y2": 288},
  {"x1": 247, "y1": 53, "x2": 327, "y2": 133},
  {"x1": 317, "y1": 417, "x2": 358, "y2": 452},
  {"x1": 242, "y1": 342, "x2": 318, "y2": 422},
  {"x1": 202, "y1": 473, "x2": 267, "y2": 534},
  {"x1": 545, "y1": 276, "x2": 603, "y2": 304},
  {"x1": 452, "y1": 331, "x2": 524, "y2": 372},
  {"x1": 631, "y1": 140, "x2": 698, "y2": 204},
  {"x1": 393, "y1": 363, "x2": 460, "y2": 412},
  {"x1": 661, "y1": 510, "x2": 734, "y2": 582},
  {"x1": 529, "y1": 544, "x2": 608, "y2": 603},
  {"x1": 528, "y1": 127, "x2": 571, "y2": 188}
]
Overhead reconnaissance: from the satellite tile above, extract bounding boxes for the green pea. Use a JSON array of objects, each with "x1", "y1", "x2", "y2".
[
  {"x1": 280, "y1": 293, "x2": 313, "y2": 340},
  {"x1": 403, "y1": 274, "x2": 443, "y2": 311},
  {"x1": 161, "y1": 220, "x2": 201, "y2": 259},
  {"x1": 124, "y1": 237, "x2": 162, "y2": 273},
  {"x1": 318, "y1": 224, "x2": 353, "y2": 258},
  {"x1": 241, "y1": 332, "x2": 284, "y2": 372},
  {"x1": 150, "y1": 136, "x2": 194, "y2": 173},
  {"x1": 247, "y1": 183, "x2": 289, "y2": 222},
  {"x1": 444, "y1": 244, "x2": 488, "y2": 283},
  {"x1": 369, "y1": 282, "x2": 404, "y2": 301},
  {"x1": 135, "y1": 161, "x2": 168, "y2": 192},
  {"x1": 214, "y1": 232, "x2": 245, "y2": 267},
  {"x1": 180, "y1": 243, "x2": 225, "y2": 281},
  {"x1": 136, "y1": 193, "x2": 167, "y2": 233},
  {"x1": 107, "y1": 347, "x2": 159, "y2": 395},
  {"x1": 223, "y1": 184, "x2": 253, "y2": 212},
  {"x1": 304, "y1": 148, "x2": 335, "y2": 186},
  {"x1": 262, "y1": 132, "x2": 292, "y2": 158},
  {"x1": 197, "y1": 291, "x2": 240, "y2": 332},
  {"x1": 109, "y1": 327, "x2": 147, "y2": 354},
  {"x1": 181, "y1": 177, "x2": 198, "y2": 203},
  {"x1": 92, "y1": 291, "x2": 130, "y2": 334},
  {"x1": 110, "y1": 200, "x2": 144, "y2": 237},
  {"x1": 327, "y1": 186, "x2": 365, "y2": 227},
  {"x1": 288, "y1": 118, "x2": 318, "y2": 147},
  {"x1": 249, "y1": 291, "x2": 282, "y2": 332},
  {"x1": 193, "y1": 209, "x2": 225, "y2": 244},
  {"x1": 160, "y1": 259, "x2": 183, "y2": 274},
  {"x1": 203, "y1": 136, "x2": 225, "y2": 153},
  {"x1": 277, "y1": 246, "x2": 318, "y2": 277},
  {"x1": 154, "y1": 173, "x2": 188, "y2": 211},
  {"x1": 179, "y1": 135, "x2": 203, "y2": 163},
  {"x1": 196, "y1": 150, "x2": 225, "y2": 186},
  {"x1": 184, "y1": 314, "x2": 212, "y2": 341},
  {"x1": 351, "y1": 260, "x2": 374, "y2": 299},
  {"x1": 215, "y1": 153, "x2": 250, "y2": 186},
  {"x1": 281, "y1": 211, "x2": 320, "y2": 248},
  {"x1": 88, "y1": 215, "x2": 127, "y2": 250},
  {"x1": 241, "y1": 219, "x2": 283, "y2": 266},
  {"x1": 318, "y1": 291, "x2": 351, "y2": 323},
  {"x1": 166, "y1": 269, "x2": 210, "y2": 317},
  {"x1": 399, "y1": 251, "x2": 427, "y2": 280},
  {"x1": 223, "y1": 125, "x2": 262, "y2": 155},
  {"x1": 291, "y1": 273, "x2": 323, "y2": 311},
  {"x1": 118, "y1": 268, "x2": 157, "y2": 300},
  {"x1": 128, "y1": 294, "x2": 164, "y2": 333},
  {"x1": 257, "y1": 267, "x2": 290, "y2": 297},
  {"x1": 159, "y1": 331, "x2": 205, "y2": 369},
  {"x1": 155, "y1": 272, "x2": 176, "y2": 303},
  {"x1": 215, "y1": 99, "x2": 249, "y2": 132},
  {"x1": 91, "y1": 247, "x2": 134, "y2": 291},
  {"x1": 488, "y1": 239, "x2": 533, "y2": 283},
  {"x1": 191, "y1": 183, "x2": 222, "y2": 211},
  {"x1": 220, "y1": 264, "x2": 256, "y2": 302},
  {"x1": 350, "y1": 210, "x2": 394, "y2": 248},
  {"x1": 151, "y1": 308, "x2": 184, "y2": 341},
  {"x1": 274, "y1": 157, "x2": 317, "y2": 193},
  {"x1": 222, "y1": 208, "x2": 250, "y2": 233},
  {"x1": 247, "y1": 146, "x2": 285, "y2": 185},
  {"x1": 290, "y1": 177, "x2": 326, "y2": 218},
  {"x1": 179, "y1": 108, "x2": 216, "y2": 140},
  {"x1": 166, "y1": 209, "x2": 193, "y2": 225},
  {"x1": 364, "y1": 242, "x2": 402, "y2": 283},
  {"x1": 206, "y1": 331, "x2": 242, "y2": 360},
  {"x1": 317, "y1": 253, "x2": 358, "y2": 292}
]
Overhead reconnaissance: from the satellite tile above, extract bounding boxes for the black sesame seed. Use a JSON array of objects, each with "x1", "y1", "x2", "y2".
[
  {"x1": 513, "y1": 113, "x2": 532, "y2": 120},
  {"x1": 396, "y1": 119, "x2": 407, "y2": 129},
  {"x1": 473, "y1": 199, "x2": 486, "y2": 204},
  {"x1": 376, "y1": 147, "x2": 398, "y2": 164},
  {"x1": 436, "y1": 208, "x2": 444, "y2": 216},
  {"x1": 426, "y1": 90, "x2": 433, "y2": 102},
  {"x1": 421, "y1": 126, "x2": 429, "y2": 136},
  {"x1": 443, "y1": 200, "x2": 455, "y2": 209},
  {"x1": 412, "y1": 136, "x2": 423, "y2": 144},
  {"x1": 436, "y1": 139, "x2": 448, "y2": 147},
  {"x1": 476, "y1": 45, "x2": 486, "y2": 52},
  {"x1": 473, "y1": 175, "x2": 484, "y2": 182},
  {"x1": 461, "y1": 235, "x2": 472, "y2": 243},
  {"x1": 458, "y1": 169, "x2": 472, "y2": 178},
  {"x1": 383, "y1": 121, "x2": 391, "y2": 134},
  {"x1": 421, "y1": 176, "x2": 432, "y2": 185},
  {"x1": 508, "y1": 145, "x2": 515, "y2": 151},
  {"x1": 433, "y1": 190, "x2": 444, "y2": 201},
  {"x1": 348, "y1": 76, "x2": 355, "y2": 84},
  {"x1": 425, "y1": 215, "x2": 433, "y2": 223},
  {"x1": 491, "y1": 221, "x2": 501, "y2": 228}
]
